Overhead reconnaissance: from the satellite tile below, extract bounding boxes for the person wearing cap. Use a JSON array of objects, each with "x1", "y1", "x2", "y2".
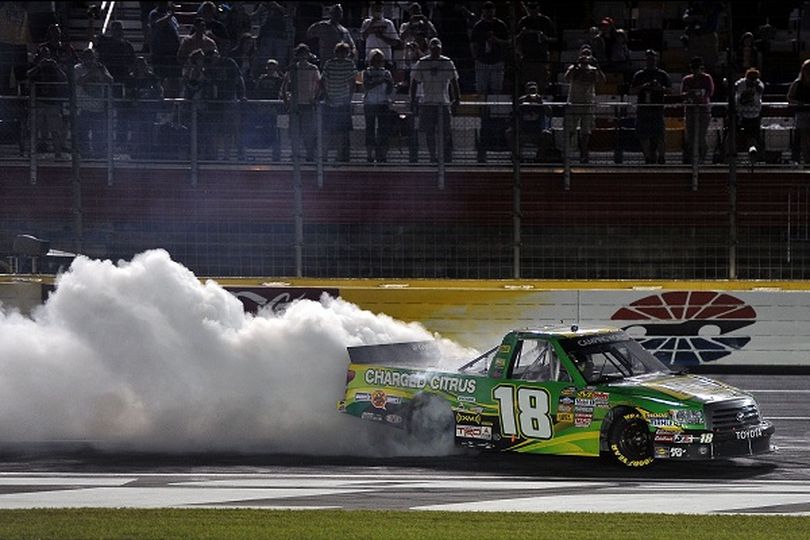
[
  {"x1": 516, "y1": 1, "x2": 557, "y2": 91},
  {"x1": 630, "y1": 49, "x2": 671, "y2": 164},
  {"x1": 681, "y1": 56, "x2": 714, "y2": 164},
  {"x1": 505, "y1": 81, "x2": 555, "y2": 162},
  {"x1": 470, "y1": 1, "x2": 509, "y2": 95},
  {"x1": 281, "y1": 43, "x2": 321, "y2": 161},
  {"x1": 410, "y1": 37, "x2": 461, "y2": 163},
  {"x1": 563, "y1": 52, "x2": 605, "y2": 163}
]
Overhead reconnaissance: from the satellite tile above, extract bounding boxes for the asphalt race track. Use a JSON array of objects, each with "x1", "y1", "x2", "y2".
[{"x1": 0, "y1": 375, "x2": 808, "y2": 514}]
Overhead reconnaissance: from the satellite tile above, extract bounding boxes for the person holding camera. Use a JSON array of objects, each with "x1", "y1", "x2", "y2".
[
  {"x1": 735, "y1": 67, "x2": 764, "y2": 159},
  {"x1": 681, "y1": 56, "x2": 714, "y2": 164},
  {"x1": 399, "y1": 3, "x2": 437, "y2": 57},
  {"x1": 360, "y1": 1, "x2": 399, "y2": 67},
  {"x1": 74, "y1": 48, "x2": 114, "y2": 157},
  {"x1": 470, "y1": 1, "x2": 509, "y2": 96},
  {"x1": 517, "y1": 1, "x2": 557, "y2": 92},
  {"x1": 563, "y1": 52, "x2": 605, "y2": 164}
]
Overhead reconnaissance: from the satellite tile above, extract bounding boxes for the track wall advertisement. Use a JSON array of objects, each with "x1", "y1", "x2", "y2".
[{"x1": 223, "y1": 283, "x2": 810, "y2": 367}]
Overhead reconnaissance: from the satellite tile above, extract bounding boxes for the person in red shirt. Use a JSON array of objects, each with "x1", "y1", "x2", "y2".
[{"x1": 681, "y1": 56, "x2": 714, "y2": 164}]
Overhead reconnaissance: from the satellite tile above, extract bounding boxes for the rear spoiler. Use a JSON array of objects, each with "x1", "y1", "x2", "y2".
[{"x1": 347, "y1": 340, "x2": 439, "y2": 366}]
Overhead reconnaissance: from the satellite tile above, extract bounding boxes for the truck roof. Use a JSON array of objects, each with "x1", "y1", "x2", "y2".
[{"x1": 512, "y1": 326, "x2": 623, "y2": 340}]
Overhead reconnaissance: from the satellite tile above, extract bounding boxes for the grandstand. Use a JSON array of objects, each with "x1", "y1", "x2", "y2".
[{"x1": 2, "y1": 1, "x2": 810, "y2": 280}]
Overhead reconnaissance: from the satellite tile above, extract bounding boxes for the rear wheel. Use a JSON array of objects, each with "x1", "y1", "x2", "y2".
[
  {"x1": 608, "y1": 410, "x2": 654, "y2": 467},
  {"x1": 405, "y1": 393, "x2": 454, "y2": 444}
]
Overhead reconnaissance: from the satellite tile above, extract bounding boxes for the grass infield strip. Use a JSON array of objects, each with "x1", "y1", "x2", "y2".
[{"x1": 0, "y1": 509, "x2": 808, "y2": 539}]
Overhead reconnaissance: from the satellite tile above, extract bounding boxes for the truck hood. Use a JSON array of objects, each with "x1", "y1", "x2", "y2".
[{"x1": 606, "y1": 372, "x2": 752, "y2": 404}]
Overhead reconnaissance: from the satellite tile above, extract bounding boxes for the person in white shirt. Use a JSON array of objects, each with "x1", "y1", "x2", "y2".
[
  {"x1": 360, "y1": 1, "x2": 399, "y2": 66},
  {"x1": 734, "y1": 67, "x2": 765, "y2": 156},
  {"x1": 410, "y1": 38, "x2": 460, "y2": 163}
]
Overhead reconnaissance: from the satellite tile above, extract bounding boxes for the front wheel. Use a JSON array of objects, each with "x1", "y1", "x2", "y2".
[{"x1": 608, "y1": 410, "x2": 654, "y2": 467}]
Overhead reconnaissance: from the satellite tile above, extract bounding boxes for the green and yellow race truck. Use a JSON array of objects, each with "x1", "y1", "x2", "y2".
[{"x1": 338, "y1": 327, "x2": 775, "y2": 467}]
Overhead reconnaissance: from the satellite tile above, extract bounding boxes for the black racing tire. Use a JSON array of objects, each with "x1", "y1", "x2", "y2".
[
  {"x1": 608, "y1": 410, "x2": 654, "y2": 467},
  {"x1": 405, "y1": 393, "x2": 455, "y2": 443}
]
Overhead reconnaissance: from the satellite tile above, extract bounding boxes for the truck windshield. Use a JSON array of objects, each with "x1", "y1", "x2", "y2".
[
  {"x1": 458, "y1": 346, "x2": 498, "y2": 375},
  {"x1": 559, "y1": 333, "x2": 672, "y2": 384}
]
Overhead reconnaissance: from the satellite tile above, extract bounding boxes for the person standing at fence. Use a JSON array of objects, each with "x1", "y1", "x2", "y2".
[
  {"x1": 321, "y1": 41, "x2": 357, "y2": 162},
  {"x1": 787, "y1": 59, "x2": 810, "y2": 166},
  {"x1": 362, "y1": 48, "x2": 393, "y2": 162},
  {"x1": 26, "y1": 49, "x2": 67, "y2": 158},
  {"x1": 253, "y1": 1, "x2": 290, "y2": 70},
  {"x1": 410, "y1": 38, "x2": 460, "y2": 163},
  {"x1": 148, "y1": 1, "x2": 181, "y2": 96},
  {"x1": 281, "y1": 43, "x2": 320, "y2": 161},
  {"x1": 630, "y1": 49, "x2": 671, "y2": 164},
  {"x1": 563, "y1": 52, "x2": 604, "y2": 164},
  {"x1": 681, "y1": 56, "x2": 714, "y2": 164},
  {"x1": 734, "y1": 67, "x2": 764, "y2": 158},
  {"x1": 125, "y1": 56, "x2": 163, "y2": 158},
  {"x1": 75, "y1": 48, "x2": 113, "y2": 158},
  {"x1": 208, "y1": 49, "x2": 246, "y2": 160},
  {"x1": 250, "y1": 59, "x2": 283, "y2": 161},
  {"x1": 306, "y1": 4, "x2": 355, "y2": 64},
  {"x1": 94, "y1": 20, "x2": 136, "y2": 85},
  {"x1": 470, "y1": 1, "x2": 509, "y2": 96}
]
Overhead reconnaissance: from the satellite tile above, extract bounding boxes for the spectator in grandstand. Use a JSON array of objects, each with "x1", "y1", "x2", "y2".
[
  {"x1": 207, "y1": 49, "x2": 246, "y2": 160},
  {"x1": 230, "y1": 33, "x2": 258, "y2": 86},
  {"x1": 735, "y1": 67, "x2": 764, "y2": 158},
  {"x1": 178, "y1": 18, "x2": 218, "y2": 65},
  {"x1": 360, "y1": 1, "x2": 400, "y2": 67},
  {"x1": 198, "y1": 1, "x2": 231, "y2": 53},
  {"x1": 630, "y1": 49, "x2": 671, "y2": 164},
  {"x1": 787, "y1": 60, "x2": 810, "y2": 165},
  {"x1": 321, "y1": 42, "x2": 357, "y2": 162},
  {"x1": 35, "y1": 23, "x2": 77, "y2": 73},
  {"x1": 516, "y1": 1, "x2": 556, "y2": 93},
  {"x1": 0, "y1": 2, "x2": 29, "y2": 95},
  {"x1": 94, "y1": 21, "x2": 136, "y2": 84},
  {"x1": 681, "y1": 56, "x2": 714, "y2": 164},
  {"x1": 253, "y1": 1, "x2": 290, "y2": 69},
  {"x1": 681, "y1": 2, "x2": 721, "y2": 76},
  {"x1": 26, "y1": 49, "x2": 67, "y2": 158},
  {"x1": 563, "y1": 53, "x2": 605, "y2": 164},
  {"x1": 399, "y1": 3, "x2": 437, "y2": 58},
  {"x1": 124, "y1": 56, "x2": 163, "y2": 158},
  {"x1": 738, "y1": 32, "x2": 760, "y2": 74},
  {"x1": 281, "y1": 43, "x2": 321, "y2": 161},
  {"x1": 608, "y1": 28, "x2": 630, "y2": 76},
  {"x1": 505, "y1": 81, "x2": 555, "y2": 162},
  {"x1": 410, "y1": 37, "x2": 461, "y2": 163},
  {"x1": 225, "y1": 2, "x2": 252, "y2": 47},
  {"x1": 362, "y1": 48, "x2": 393, "y2": 163},
  {"x1": 306, "y1": 4, "x2": 356, "y2": 64},
  {"x1": 249, "y1": 58, "x2": 283, "y2": 161},
  {"x1": 75, "y1": 48, "x2": 114, "y2": 157},
  {"x1": 148, "y1": 1, "x2": 181, "y2": 96},
  {"x1": 470, "y1": 1, "x2": 509, "y2": 96},
  {"x1": 591, "y1": 17, "x2": 616, "y2": 66},
  {"x1": 24, "y1": 1, "x2": 56, "y2": 44}
]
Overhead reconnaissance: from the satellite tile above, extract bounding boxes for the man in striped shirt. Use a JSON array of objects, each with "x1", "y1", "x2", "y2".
[{"x1": 322, "y1": 42, "x2": 357, "y2": 162}]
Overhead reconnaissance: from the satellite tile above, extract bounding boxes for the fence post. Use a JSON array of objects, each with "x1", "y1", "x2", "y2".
[
  {"x1": 68, "y1": 64, "x2": 83, "y2": 255},
  {"x1": 190, "y1": 99, "x2": 198, "y2": 187},
  {"x1": 563, "y1": 104, "x2": 571, "y2": 191},
  {"x1": 106, "y1": 85, "x2": 113, "y2": 186},
  {"x1": 437, "y1": 104, "x2": 445, "y2": 190},
  {"x1": 691, "y1": 104, "x2": 699, "y2": 191},
  {"x1": 29, "y1": 85, "x2": 37, "y2": 185},
  {"x1": 316, "y1": 102, "x2": 323, "y2": 188}
]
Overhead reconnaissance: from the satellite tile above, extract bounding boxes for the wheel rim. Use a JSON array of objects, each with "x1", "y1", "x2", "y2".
[{"x1": 618, "y1": 420, "x2": 651, "y2": 460}]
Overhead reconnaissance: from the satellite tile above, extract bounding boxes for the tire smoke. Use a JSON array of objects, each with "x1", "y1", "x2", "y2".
[{"x1": 0, "y1": 250, "x2": 468, "y2": 456}]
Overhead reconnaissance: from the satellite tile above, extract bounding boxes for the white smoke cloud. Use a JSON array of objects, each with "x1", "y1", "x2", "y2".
[{"x1": 0, "y1": 250, "x2": 470, "y2": 456}]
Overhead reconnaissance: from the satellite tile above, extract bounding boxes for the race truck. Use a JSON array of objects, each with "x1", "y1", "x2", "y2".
[{"x1": 337, "y1": 327, "x2": 775, "y2": 467}]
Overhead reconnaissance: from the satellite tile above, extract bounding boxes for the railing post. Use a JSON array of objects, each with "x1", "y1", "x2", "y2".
[
  {"x1": 29, "y1": 84, "x2": 37, "y2": 185},
  {"x1": 190, "y1": 98, "x2": 198, "y2": 187}
]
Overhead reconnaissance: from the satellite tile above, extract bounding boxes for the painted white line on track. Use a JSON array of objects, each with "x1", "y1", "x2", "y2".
[
  {"x1": 747, "y1": 390, "x2": 810, "y2": 393},
  {"x1": 766, "y1": 416, "x2": 810, "y2": 420}
]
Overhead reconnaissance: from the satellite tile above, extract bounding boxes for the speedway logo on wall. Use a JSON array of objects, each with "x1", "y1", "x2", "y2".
[{"x1": 610, "y1": 291, "x2": 756, "y2": 366}]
